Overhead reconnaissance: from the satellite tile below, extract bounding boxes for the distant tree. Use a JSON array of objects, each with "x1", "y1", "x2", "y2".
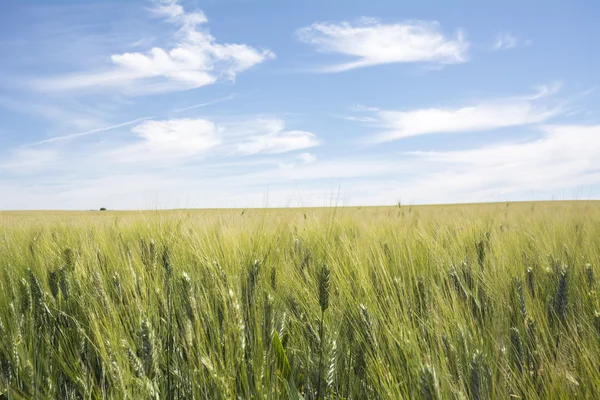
[{"x1": 100, "y1": 207, "x2": 107, "y2": 211}]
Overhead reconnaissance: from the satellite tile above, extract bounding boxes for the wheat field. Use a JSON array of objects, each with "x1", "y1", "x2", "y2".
[{"x1": 0, "y1": 201, "x2": 599, "y2": 399}]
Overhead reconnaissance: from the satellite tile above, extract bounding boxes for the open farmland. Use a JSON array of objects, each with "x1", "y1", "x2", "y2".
[{"x1": 0, "y1": 201, "x2": 600, "y2": 399}]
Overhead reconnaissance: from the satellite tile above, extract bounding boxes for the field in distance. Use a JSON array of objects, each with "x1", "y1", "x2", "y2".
[{"x1": 1, "y1": 200, "x2": 599, "y2": 398}]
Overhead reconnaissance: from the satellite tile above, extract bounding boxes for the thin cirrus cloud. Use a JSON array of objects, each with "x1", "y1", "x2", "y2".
[
  {"x1": 173, "y1": 93, "x2": 237, "y2": 113},
  {"x1": 493, "y1": 32, "x2": 531, "y2": 51},
  {"x1": 360, "y1": 84, "x2": 563, "y2": 143},
  {"x1": 0, "y1": 148, "x2": 60, "y2": 174},
  {"x1": 31, "y1": 0, "x2": 274, "y2": 94},
  {"x1": 296, "y1": 18, "x2": 469, "y2": 72},
  {"x1": 27, "y1": 117, "x2": 156, "y2": 146}
]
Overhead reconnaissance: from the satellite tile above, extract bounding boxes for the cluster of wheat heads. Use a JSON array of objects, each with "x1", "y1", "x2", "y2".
[{"x1": 0, "y1": 202, "x2": 599, "y2": 399}]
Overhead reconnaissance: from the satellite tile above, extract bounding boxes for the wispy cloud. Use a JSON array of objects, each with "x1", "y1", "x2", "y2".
[
  {"x1": 0, "y1": 148, "x2": 60, "y2": 173},
  {"x1": 26, "y1": 117, "x2": 155, "y2": 146},
  {"x1": 356, "y1": 84, "x2": 563, "y2": 142},
  {"x1": 299, "y1": 152, "x2": 317, "y2": 164},
  {"x1": 296, "y1": 19, "x2": 468, "y2": 72},
  {"x1": 493, "y1": 32, "x2": 531, "y2": 51},
  {"x1": 173, "y1": 93, "x2": 236, "y2": 113},
  {"x1": 31, "y1": 0, "x2": 274, "y2": 95},
  {"x1": 0, "y1": 95, "x2": 110, "y2": 131}
]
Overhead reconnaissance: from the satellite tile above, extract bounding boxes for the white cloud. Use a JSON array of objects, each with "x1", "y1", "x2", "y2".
[
  {"x1": 299, "y1": 152, "x2": 317, "y2": 164},
  {"x1": 362, "y1": 85, "x2": 563, "y2": 142},
  {"x1": 236, "y1": 158, "x2": 407, "y2": 183},
  {"x1": 2, "y1": 124, "x2": 600, "y2": 209},
  {"x1": 296, "y1": 19, "x2": 468, "y2": 72},
  {"x1": 2, "y1": 115, "x2": 319, "y2": 171},
  {"x1": 115, "y1": 118, "x2": 223, "y2": 162},
  {"x1": 95, "y1": 117, "x2": 320, "y2": 164},
  {"x1": 493, "y1": 32, "x2": 530, "y2": 51},
  {"x1": 273, "y1": 152, "x2": 317, "y2": 170},
  {"x1": 236, "y1": 119, "x2": 320, "y2": 155},
  {"x1": 404, "y1": 124, "x2": 600, "y2": 200},
  {"x1": 33, "y1": 0, "x2": 274, "y2": 94}
]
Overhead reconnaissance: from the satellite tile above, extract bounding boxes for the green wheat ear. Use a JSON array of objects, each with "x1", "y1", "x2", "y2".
[
  {"x1": 526, "y1": 267, "x2": 535, "y2": 298},
  {"x1": 181, "y1": 271, "x2": 196, "y2": 321},
  {"x1": 316, "y1": 263, "x2": 331, "y2": 399},
  {"x1": 359, "y1": 303, "x2": 376, "y2": 353},
  {"x1": 111, "y1": 272, "x2": 123, "y2": 304},
  {"x1": 28, "y1": 269, "x2": 46, "y2": 328},
  {"x1": 140, "y1": 238, "x2": 156, "y2": 271},
  {"x1": 272, "y1": 330, "x2": 290, "y2": 380},
  {"x1": 585, "y1": 264, "x2": 594, "y2": 290},
  {"x1": 469, "y1": 351, "x2": 485, "y2": 400},
  {"x1": 63, "y1": 247, "x2": 75, "y2": 271},
  {"x1": 552, "y1": 267, "x2": 568, "y2": 322},
  {"x1": 58, "y1": 266, "x2": 71, "y2": 301},
  {"x1": 319, "y1": 263, "x2": 331, "y2": 313},
  {"x1": 509, "y1": 327, "x2": 524, "y2": 372},
  {"x1": 161, "y1": 246, "x2": 172, "y2": 278},
  {"x1": 419, "y1": 363, "x2": 440, "y2": 400},
  {"x1": 326, "y1": 338, "x2": 338, "y2": 390},
  {"x1": 47, "y1": 269, "x2": 59, "y2": 300},
  {"x1": 270, "y1": 267, "x2": 277, "y2": 290},
  {"x1": 512, "y1": 277, "x2": 527, "y2": 321},
  {"x1": 263, "y1": 293, "x2": 273, "y2": 345},
  {"x1": 123, "y1": 340, "x2": 144, "y2": 379},
  {"x1": 140, "y1": 317, "x2": 155, "y2": 378},
  {"x1": 19, "y1": 278, "x2": 31, "y2": 315},
  {"x1": 476, "y1": 239, "x2": 486, "y2": 268}
]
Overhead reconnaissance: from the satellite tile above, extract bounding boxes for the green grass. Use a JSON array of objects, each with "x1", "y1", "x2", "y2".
[{"x1": 0, "y1": 201, "x2": 599, "y2": 399}]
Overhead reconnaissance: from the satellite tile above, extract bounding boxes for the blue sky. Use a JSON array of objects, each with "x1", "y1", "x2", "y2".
[{"x1": 1, "y1": 0, "x2": 599, "y2": 209}]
